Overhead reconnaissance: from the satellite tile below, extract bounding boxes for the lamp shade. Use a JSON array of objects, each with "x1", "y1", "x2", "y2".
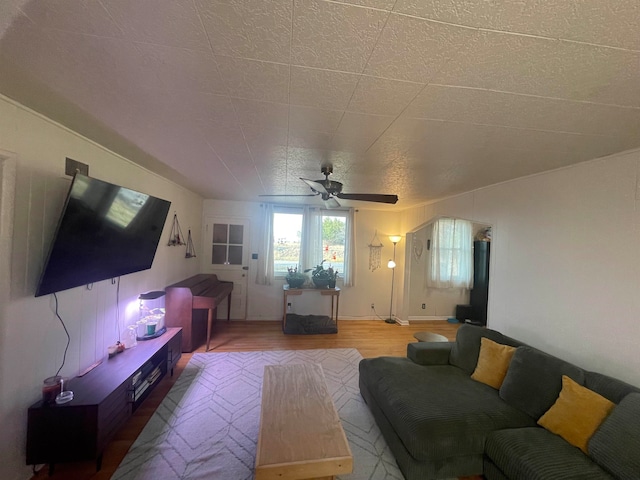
[
  {"x1": 387, "y1": 259, "x2": 396, "y2": 268},
  {"x1": 389, "y1": 235, "x2": 402, "y2": 244}
]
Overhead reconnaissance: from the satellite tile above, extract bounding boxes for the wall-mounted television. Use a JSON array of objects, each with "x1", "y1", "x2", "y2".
[{"x1": 35, "y1": 173, "x2": 171, "y2": 297}]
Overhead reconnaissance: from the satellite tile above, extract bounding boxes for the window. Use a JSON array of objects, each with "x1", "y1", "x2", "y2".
[
  {"x1": 273, "y1": 211, "x2": 303, "y2": 276},
  {"x1": 271, "y1": 207, "x2": 352, "y2": 283},
  {"x1": 320, "y1": 213, "x2": 347, "y2": 276},
  {"x1": 427, "y1": 217, "x2": 473, "y2": 289}
]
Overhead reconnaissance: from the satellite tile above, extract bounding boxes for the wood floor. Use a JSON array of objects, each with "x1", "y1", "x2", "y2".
[{"x1": 31, "y1": 320, "x2": 478, "y2": 480}]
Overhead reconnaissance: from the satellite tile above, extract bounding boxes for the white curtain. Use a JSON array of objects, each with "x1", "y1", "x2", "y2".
[
  {"x1": 255, "y1": 203, "x2": 274, "y2": 285},
  {"x1": 427, "y1": 217, "x2": 474, "y2": 289},
  {"x1": 300, "y1": 206, "x2": 323, "y2": 271},
  {"x1": 343, "y1": 208, "x2": 356, "y2": 286}
]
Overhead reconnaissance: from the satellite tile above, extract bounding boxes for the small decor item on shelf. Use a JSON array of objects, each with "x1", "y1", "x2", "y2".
[
  {"x1": 126, "y1": 324, "x2": 138, "y2": 348},
  {"x1": 185, "y1": 229, "x2": 196, "y2": 258},
  {"x1": 475, "y1": 226, "x2": 492, "y2": 242},
  {"x1": 167, "y1": 212, "x2": 185, "y2": 246},
  {"x1": 137, "y1": 291, "x2": 166, "y2": 340},
  {"x1": 55, "y1": 389, "x2": 74, "y2": 405},
  {"x1": 285, "y1": 266, "x2": 307, "y2": 289},
  {"x1": 107, "y1": 341, "x2": 125, "y2": 358},
  {"x1": 306, "y1": 260, "x2": 338, "y2": 289},
  {"x1": 42, "y1": 376, "x2": 63, "y2": 405}
]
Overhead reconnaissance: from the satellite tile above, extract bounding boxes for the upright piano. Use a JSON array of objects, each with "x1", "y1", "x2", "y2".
[{"x1": 165, "y1": 274, "x2": 233, "y2": 352}]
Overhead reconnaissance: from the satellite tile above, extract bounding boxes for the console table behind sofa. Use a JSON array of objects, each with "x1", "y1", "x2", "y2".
[{"x1": 165, "y1": 274, "x2": 233, "y2": 352}]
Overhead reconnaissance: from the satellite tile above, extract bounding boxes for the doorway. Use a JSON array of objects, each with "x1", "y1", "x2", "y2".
[
  {"x1": 403, "y1": 217, "x2": 492, "y2": 323},
  {"x1": 202, "y1": 216, "x2": 250, "y2": 320}
]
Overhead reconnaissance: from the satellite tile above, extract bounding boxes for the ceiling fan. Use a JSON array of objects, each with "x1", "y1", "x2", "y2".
[{"x1": 259, "y1": 165, "x2": 399, "y2": 208}]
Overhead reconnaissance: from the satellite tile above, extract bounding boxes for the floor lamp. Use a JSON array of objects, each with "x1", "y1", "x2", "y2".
[{"x1": 385, "y1": 235, "x2": 402, "y2": 324}]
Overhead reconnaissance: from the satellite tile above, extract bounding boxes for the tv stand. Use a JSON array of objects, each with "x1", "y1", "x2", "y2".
[{"x1": 26, "y1": 327, "x2": 182, "y2": 473}]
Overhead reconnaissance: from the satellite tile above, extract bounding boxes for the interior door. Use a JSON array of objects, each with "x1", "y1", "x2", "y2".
[{"x1": 203, "y1": 217, "x2": 250, "y2": 320}]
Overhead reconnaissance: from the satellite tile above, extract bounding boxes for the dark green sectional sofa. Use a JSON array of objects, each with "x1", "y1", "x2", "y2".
[{"x1": 358, "y1": 324, "x2": 640, "y2": 480}]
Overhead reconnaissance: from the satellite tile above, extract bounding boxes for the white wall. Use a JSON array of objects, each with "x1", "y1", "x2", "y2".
[
  {"x1": 0, "y1": 95, "x2": 203, "y2": 480},
  {"x1": 202, "y1": 200, "x2": 401, "y2": 321},
  {"x1": 400, "y1": 148, "x2": 640, "y2": 387}
]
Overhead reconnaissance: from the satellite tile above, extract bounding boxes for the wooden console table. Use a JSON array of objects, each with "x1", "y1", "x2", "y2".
[
  {"x1": 282, "y1": 285, "x2": 340, "y2": 331},
  {"x1": 26, "y1": 328, "x2": 182, "y2": 473}
]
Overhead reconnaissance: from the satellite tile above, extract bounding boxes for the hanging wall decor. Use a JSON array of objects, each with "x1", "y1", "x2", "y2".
[
  {"x1": 185, "y1": 229, "x2": 197, "y2": 258},
  {"x1": 368, "y1": 230, "x2": 384, "y2": 271},
  {"x1": 167, "y1": 213, "x2": 185, "y2": 246},
  {"x1": 413, "y1": 235, "x2": 424, "y2": 262}
]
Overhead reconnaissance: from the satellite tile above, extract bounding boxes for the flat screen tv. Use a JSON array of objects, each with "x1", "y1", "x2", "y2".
[{"x1": 35, "y1": 173, "x2": 171, "y2": 297}]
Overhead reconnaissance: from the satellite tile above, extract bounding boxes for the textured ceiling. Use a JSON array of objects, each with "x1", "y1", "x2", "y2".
[{"x1": 1, "y1": 0, "x2": 639, "y2": 209}]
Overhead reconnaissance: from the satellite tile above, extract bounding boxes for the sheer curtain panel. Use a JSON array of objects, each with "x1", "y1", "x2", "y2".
[
  {"x1": 427, "y1": 217, "x2": 473, "y2": 290},
  {"x1": 255, "y1": 203, "x2": 274, "y2": 285}
]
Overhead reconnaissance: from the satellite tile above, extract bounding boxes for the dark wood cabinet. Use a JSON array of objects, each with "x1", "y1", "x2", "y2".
[
  {"x1": 455, "y1": 242, "x2": 491, "y2": 325},
  {"x1": 470, "y1": 241, "x2": 490, "y2": 326},
  {"x1": 26, "y1": 328, "x2": 182, "y2": 472}
]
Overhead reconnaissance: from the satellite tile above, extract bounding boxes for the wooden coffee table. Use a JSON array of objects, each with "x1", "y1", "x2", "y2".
[{"x1": 255, "y1": 363, "x2": 353, "y2": 480}]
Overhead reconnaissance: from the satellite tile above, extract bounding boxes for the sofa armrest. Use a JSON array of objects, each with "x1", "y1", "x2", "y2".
[{"x1": 407, "y1": 342, "x2": 452, "y2": 365}]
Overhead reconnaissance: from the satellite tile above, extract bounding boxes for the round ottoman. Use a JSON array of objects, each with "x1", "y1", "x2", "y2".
[{"x1": 413, "y1": 331, "x2": 448, "y2": 342}]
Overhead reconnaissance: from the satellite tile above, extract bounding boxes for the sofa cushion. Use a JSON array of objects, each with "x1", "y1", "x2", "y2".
[
  {"x1": 358, "y1": 356, "x2": 535, "y2": 463},
  {"x1": 485, "y1": 427, "x2": 614, "y2": 480},
  {"x1": 538, "y1": 375, "x2": 615, "y2": 453},
  {"x1": 450, "y1": 324, "x2": 523, "y2": 375},
  {"x1": 407, "y1": 341, "x2": 452, "y2": 366},
  {"x1": 471, "y1": 337, "x2": 516, "y2": 389},
  {"x1": 589, "y1": 392, "x2": 640, "y2": 479},
  {"x1": 499, "y1": 346, "x2": 585, "y2": 419},
  {"x1": 584, "y1": 370, "x2": 640, "y2": 403}
]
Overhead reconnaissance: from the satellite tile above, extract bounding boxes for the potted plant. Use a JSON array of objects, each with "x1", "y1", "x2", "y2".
[
  {"x1": 306, "y1": 260, "x2": 338, "y2": 289},
  {"x1": 285, "y1": 266, "x2": 307, "y2": 289}
]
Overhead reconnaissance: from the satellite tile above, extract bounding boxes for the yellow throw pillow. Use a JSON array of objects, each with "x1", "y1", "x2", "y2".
[
  {"x1": 538, "y1": 375, "x2": 615, "y2": 454},
  {"x1": 471, "y1": 337, "x2": 516, "y2": 389}
]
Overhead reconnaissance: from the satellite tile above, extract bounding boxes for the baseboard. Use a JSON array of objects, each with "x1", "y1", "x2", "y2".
[
  {"x1": 407, "y1": 316, "x2": 449, "y2": 321},
  {"x1": 338, "y1": 315, "x2": 392, "y2": 321}
]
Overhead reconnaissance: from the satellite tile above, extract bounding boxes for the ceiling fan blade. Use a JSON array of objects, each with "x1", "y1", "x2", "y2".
[
  {"x1": 336, "y1": 193, "x2": 399, "y2": 204},
  {"x1": 300, "y1": 177, "x2": 329, "y2": 195},
  {"x1": 324, "y1": 197, "x2": 341, "y2": 208},
  {"x1": 258, "y1": 194, "x2": 317, "y2": 197}
]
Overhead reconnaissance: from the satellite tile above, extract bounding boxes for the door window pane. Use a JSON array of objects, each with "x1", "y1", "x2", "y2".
[
  {"x1": 213, "y1": 224, "x2": 227, "y2": 243},
  {"x1": 228, "y1": 246, "x2": 243, "y2": 265},
  {"x1": 212, "y1": 245, "x2": 226, "y2": 264},
  {"x1": 229, "y1": 224, "x2": 243, "y2": 244}
]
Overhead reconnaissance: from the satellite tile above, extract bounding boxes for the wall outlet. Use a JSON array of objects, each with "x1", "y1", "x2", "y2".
[
  {"x1": 421, "y1": 303, "x2": 426, "y2": 309},
  {"x1": 370, "y1": 303, "x2": 375, "y2": 309}
]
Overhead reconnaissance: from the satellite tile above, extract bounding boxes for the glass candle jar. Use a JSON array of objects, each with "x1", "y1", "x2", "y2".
[
  {"x1": 42, "y1": 376, "x2": 63, "y2": 405},
  {"x1": 126, "y1": 325, "x2": 138, "y2": 348}
]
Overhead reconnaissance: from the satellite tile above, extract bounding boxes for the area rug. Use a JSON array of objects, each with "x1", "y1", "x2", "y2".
[{"x1": 111, "y1": 348, "x2": 405, "y2": 480}]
